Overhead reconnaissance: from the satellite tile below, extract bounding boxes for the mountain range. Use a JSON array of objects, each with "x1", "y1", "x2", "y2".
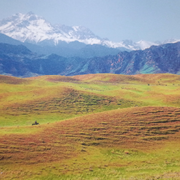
[
  {"x1": 0, "y1": 12, "x2": 161, "y2": 51},
  {"x1": 0, "y1": 12, "x2": 180, "y2": 77},
  {"x1": 0, "y1": 41, "x2": 180, "y2": 77}
]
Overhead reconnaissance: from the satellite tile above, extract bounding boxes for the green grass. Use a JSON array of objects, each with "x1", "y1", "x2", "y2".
[{"x1": 1, "y1": 73, "x2": 180, "y2": 179}]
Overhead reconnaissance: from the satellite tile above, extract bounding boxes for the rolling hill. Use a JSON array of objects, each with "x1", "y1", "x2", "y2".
[{"x1": 1, "y1": 73, "x2": 180, "y2": 179}]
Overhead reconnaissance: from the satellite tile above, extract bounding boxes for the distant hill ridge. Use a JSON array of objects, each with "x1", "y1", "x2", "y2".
[{"x1": 0, "y1": 41, "x2": 180, "y2": 77}]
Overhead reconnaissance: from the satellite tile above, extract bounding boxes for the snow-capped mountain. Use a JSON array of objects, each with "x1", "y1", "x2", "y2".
[
  {"x1": 103, "y1": 39, "x2": 159, "y2": 50},
  {"x1": 0, "y1": 12, "x2": 175, "y2": 51},
  {"x1": 0, "y1": 12, "x2": 103, "y2": 45}
]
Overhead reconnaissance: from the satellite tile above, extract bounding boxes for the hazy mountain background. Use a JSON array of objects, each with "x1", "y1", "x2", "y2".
[
  {"x1": 0, "y1": 12, "x2": 180, "y2": 77},
  {"x1": 0, "y1": 12, "x2": 162, "y2": 57}
]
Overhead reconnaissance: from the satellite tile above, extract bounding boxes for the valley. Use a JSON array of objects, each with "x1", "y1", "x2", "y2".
[{"x1": 0, "y1": 73, "x2": 180, "y2": 179}]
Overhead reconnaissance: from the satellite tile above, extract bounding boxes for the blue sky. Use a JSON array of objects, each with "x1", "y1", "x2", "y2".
[{"x1": 0, "y1": 0, "x2": 180, "y2": 42}]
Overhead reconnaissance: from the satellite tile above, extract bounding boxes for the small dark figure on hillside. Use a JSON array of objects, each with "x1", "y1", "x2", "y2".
[{"x1": 32, "y1": 121, "x2": 39, "y2": 125}]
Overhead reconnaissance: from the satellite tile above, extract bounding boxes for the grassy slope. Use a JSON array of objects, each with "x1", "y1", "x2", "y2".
[{"x1": 1, "y1": 73, "x2": 180, "y2": 179}]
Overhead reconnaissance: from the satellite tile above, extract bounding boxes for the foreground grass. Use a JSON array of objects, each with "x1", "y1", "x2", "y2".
[
  {"x1": 1, "y1": 74, "x2": 180, "y2": 179},
  {"x1": 1, "y1": 106, "x2": 180, "y2": 179}
]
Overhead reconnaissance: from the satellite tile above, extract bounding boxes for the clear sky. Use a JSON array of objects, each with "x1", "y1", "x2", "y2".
[{"x1": 0, "y1": 0, "x2": 180, "y2": 42}]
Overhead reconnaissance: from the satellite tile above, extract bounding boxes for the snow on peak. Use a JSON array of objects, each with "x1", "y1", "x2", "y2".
[
  {"x1": 0, "y1": 12, "x2": 101, "y2": 45},
  {"x1": 0, "y1": 12, "x2": 54, "y2": 43},
  {"x1": 0, "y1": 12, "x2": 171, "y2": 50},
  {"x1": 72, "y1": 26, "x2": 80, "y2": 32},
  {"x1": 135, "y1": 40, "x2": 158, "y2": 50}
]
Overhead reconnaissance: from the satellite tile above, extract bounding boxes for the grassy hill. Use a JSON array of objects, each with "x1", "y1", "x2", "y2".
[{"x1": 1, "y1": 73, "x2": 180, "y2": 179}]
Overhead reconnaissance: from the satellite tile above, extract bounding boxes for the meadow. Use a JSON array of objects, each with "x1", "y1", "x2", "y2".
[{"x1": 1, "y1": 73, "x2": 180, "y2": 179}]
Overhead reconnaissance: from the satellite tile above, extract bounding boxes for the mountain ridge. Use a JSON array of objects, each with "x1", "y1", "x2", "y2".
[
  {"x1": 0, "y1": 41, "x2": 180, "y2": 77},
  {"x1": 0, "y1": 12, "x2": 161, "y2": 51}
]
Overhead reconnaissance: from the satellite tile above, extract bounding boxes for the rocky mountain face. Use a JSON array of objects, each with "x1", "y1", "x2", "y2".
[
  {"x1": 0, "y1": 12, "x2": 158, "y2": 51},
  {"x1": 83, "y1": 42, "x2": 180, "y2": 75},
  {"x1": 0, "y1": 41, "x2": 180, "y2": 77},
  {"x1": 62, "y1": 42, "x2": 180, "y2": 75}
]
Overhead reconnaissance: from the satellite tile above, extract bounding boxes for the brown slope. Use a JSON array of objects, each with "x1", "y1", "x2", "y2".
[
  {"x1": 1, "y1": 106, "x2": 180, "y2": 166},
  {"x1": 0, "y1": 75, "x2": 29, "y2": 84}
]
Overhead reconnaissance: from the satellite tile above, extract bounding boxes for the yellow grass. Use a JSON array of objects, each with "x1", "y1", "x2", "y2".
[{"x1": 1, "y1": 73, "x2": 180, "y2": 179}]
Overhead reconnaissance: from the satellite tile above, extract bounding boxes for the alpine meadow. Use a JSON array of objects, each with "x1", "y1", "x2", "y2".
[{"x1": 1, "y1": 73, "x2": 180, "y2": 179}]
